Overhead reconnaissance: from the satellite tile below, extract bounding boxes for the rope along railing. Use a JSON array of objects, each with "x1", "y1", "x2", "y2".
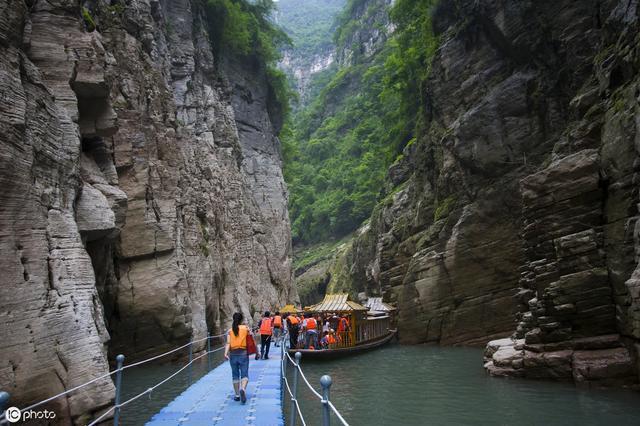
[
  {"x1": 0, "y1": 332, "x2": 226, "y2": 425},
  {"x1": 87, "y1": 346, "x2": 225, "y2": 426},
  {"x1": 280, "y1": 333, "x2": 350, "y2": 426},
  {"x1": 281, "y1": 352, "x2": 307, "y2": 426}
]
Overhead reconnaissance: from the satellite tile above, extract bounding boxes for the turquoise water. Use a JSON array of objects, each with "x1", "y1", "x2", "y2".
[
  {"x1": 118, "y1": 350, "x2": 225, "y2": 425},
  {"x1": 290, "y1": 344, "x2": 640, "y2": 426},
  {"x1": 117, "y1": 343, "x2": 640, "y2": 425}
]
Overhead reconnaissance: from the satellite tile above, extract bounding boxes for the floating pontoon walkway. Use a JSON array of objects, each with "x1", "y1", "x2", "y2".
[{"x1": 146, "y1": 345, "x2": 283, "y2": 426}]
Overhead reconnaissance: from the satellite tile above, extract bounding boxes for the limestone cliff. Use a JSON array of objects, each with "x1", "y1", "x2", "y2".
[
  {"x1": 0, "y1": 0, "x2": 296, "y2": 421},
  {"x1": 332, "y1": 0, "x2": 640, "y2": 386}
]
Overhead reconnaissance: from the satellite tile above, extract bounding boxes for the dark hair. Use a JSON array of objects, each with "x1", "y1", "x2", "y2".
[
  {"x1": 275, "y1": 311, "x2": 280, "y2": 315},
  {"x1": 232, "y1": 312, "x2": 243, "y2": 336},
  {"x1": 264, "y1": 311, "x2": 270, "y2": 317}
]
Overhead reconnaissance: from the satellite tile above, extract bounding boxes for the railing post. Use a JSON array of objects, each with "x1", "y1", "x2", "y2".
[
  {"x1": 0, "y1": 391, "x2": 9, "y2": 420},
  {"x1": 188, "y1": 340, "x2": 193, "y2": 386},
  {"x1": 282, "y1": 342, "x2": 287, "y2": 377},
  {"x1": 289, "y1": 352, "x2": 301, "y2": 426},
  {"x1": 206, "y1": 332, "x2": 211, "y2": 371},
  {"x1": 320, "y1": 375, "x2": 332, "y2": 426},
  {"x1": 113, "y1": 354, "x2": 125, "y2": 426}
]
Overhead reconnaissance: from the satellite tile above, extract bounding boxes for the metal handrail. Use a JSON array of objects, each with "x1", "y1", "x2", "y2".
[
  {"x1": 0, "y1": 332, "x2": 226, "y2": 424},
  {"x1": 122, "y1": 332, "x2": 225, "y2": 370},
  {"x1": 87, "y1": 346, "x2": 225, "y2": 426},
  {"x1": 280, "y1": 330, "x2": 350, "y2": 426},
  {"x1": 281, "y1": 355, "x2": 307, "y2": 426},
  {"x1": 286, "y1": 352, "x2": 322, "y2": 399}
]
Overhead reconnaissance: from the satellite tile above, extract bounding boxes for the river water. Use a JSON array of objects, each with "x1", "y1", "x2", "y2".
[
  {"x1": 292, "y1": 344, "x2": 640, "y2": 426},
  {"x1": 118, "y1": 343, "x2": 640, "y2": 425}
]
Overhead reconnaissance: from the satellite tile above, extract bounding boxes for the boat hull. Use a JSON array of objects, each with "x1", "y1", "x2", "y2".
[{"x1": 287, "y1": 331, "x2": 396, "y2": 360}]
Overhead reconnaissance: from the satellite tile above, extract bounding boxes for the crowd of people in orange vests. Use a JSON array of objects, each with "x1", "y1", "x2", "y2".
[
  {"x1": 252, "y1": 310, "x2": 352, "y2": 356},
  {"x1": 224, "y1": 310, "x2": 354, "y2": 404}
]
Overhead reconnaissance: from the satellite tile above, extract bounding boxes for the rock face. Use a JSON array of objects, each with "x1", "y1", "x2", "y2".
[
  {"x1": 0, "y1": 0, "x2": 296, "y2": 421},
  {"x1": 332, "y1": 0, "x2": 640, "y2": 386},
  {"x1": 485, "y1": 335, "x2": 637, "y2": 387},
  {"x1": 334, "y1": 0, "x2": 393, "y2": 67},
  {"x1": 280, "y1": 49, "x2": 335, "y2": 99}
]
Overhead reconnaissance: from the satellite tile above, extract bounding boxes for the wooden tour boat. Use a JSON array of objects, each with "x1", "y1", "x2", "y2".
[{"x1": 284, "y1": 294, "x2": 397, "y2": 359}]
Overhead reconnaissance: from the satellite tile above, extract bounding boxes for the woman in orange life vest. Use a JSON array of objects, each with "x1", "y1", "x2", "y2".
[
  {"x1": 257, "y1": 311, "x2": 273, "y2": 360},
  {"x1": 272, "y1": 311, "x2": 283, "y2": 347},
  {"x1": 224, "y1": 312, "x2": 250, "y2": 403}
]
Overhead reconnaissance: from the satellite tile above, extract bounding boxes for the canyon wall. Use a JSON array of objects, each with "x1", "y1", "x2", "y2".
[
  {"x1": 0, "y1": 0, "x2": 296, "y2": 421},
  {"x1": 332, "y1": 0, "x2": 640, "y2": 386}
]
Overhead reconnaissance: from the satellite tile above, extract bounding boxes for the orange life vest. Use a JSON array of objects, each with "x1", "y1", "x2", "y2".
[
  {"x1": 306, "y1": 317, "x2": 317, "y2": 330},
  {"x1": 259, "y1": 318, "x2": 273, "y2": 335},
  {"x1": 273, "y1": 315, "x2": 282, "y2": 327},
  {"x1": 338, "y1": 317, "x2": 348, "y2": 332},
  {"x1": 289, "y1": 315, "x2": 299, "y2": 325},
  {"x1": 327, "y1": 334, "x2": 337, "y2": 344},
  {"x1": 228, "y1": 325, "x2": 249, "y2": 350}
]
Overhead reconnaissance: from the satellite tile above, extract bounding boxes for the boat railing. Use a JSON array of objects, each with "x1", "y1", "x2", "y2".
[
  {"x1": 296, "y1": 314, "x2": 391, "y2": 349},
  {"x1": 355, "y1": 315, "x2": 391, "y2": 344},
  {"x1": 279, "y1": 332, "x2": 350, "y2": 426},
  {"x1": 335, "y1": 330, "x2": 354, "y2": 348},
  {"x1": 0, "y1": 332, "x2": 227, "y2": 425}
]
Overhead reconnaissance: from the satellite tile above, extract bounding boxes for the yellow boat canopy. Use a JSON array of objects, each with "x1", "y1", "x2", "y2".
[
  {"x1": 305, "y1": 294, "x2": 368, "y2": 313},
  {"x1": 280, "y1": 304, "x2": 300, "y2": 313}
]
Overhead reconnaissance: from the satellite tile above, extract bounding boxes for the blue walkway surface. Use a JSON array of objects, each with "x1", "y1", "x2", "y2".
[{"x1": 146, "y1": 345, "x2": 283, "y2": 426}]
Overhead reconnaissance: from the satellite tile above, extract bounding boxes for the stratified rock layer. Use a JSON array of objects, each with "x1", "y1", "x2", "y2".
[
  {"x1": 333, "y1": 0, "x2": 640, "y2": 386},
  {"x1": 0, "y1": 0, "x2": 296, "y2": 421}
]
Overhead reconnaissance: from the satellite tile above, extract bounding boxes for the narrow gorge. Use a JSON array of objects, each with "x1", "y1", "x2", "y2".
[{"x1": 1, "y1": 0, "x2": 640, "y2": 423}]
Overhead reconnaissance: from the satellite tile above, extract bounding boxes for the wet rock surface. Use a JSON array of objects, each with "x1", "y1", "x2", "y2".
[
  {"x1": 0, "y1": 0, "x2": 296, "y2": 420},
  {"x1": 485, "y1": 335, "x2": 637, "y2": 387}
]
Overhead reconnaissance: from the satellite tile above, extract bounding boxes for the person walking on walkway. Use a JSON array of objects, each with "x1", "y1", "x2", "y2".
[
  {"x1": 257, "y1": 311, "x2": 273, "y2": 359},
  {"x1": 224, "y1": 312, "x2": 250, "y2": 404},
  {"x1": 273, "y1": 311, "x2": 283, "y2": 347}
]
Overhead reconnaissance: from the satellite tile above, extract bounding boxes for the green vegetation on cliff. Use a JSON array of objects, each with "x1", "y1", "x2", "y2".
[
  {"x1": 276, "y1": 0, "x2": 345, "y2": 62},
  {"x1": 282, "y1": 0, "x2": 438, "y2": 244},
  {"x1": 276, "y1": 0, "x2": 345, "y2": 108},
  {"x1": 204, "y1": 0, "x2": 295, "y2": 118}
]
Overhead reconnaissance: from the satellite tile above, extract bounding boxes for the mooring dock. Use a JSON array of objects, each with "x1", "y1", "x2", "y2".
[{"x1": 146, "y1": 345, "x2": 284, "y2": 426}]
